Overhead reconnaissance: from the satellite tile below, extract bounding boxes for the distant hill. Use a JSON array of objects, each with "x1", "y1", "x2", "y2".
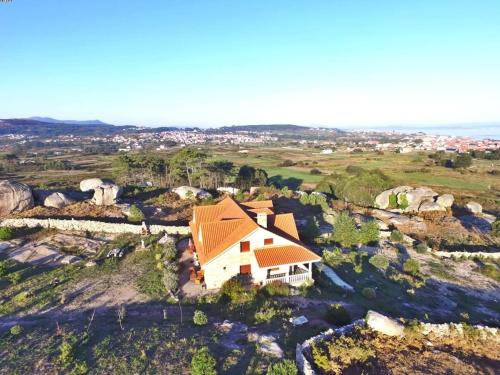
[
  {"x1": 214, "y1": 124, "x2": 346, "y2": 135},
  {"x1": 0, "y1": 118, "x2": 137, "y2": 136},
  {"x1": 28, "y1": 117, "x2": 110, "y2": 126}
]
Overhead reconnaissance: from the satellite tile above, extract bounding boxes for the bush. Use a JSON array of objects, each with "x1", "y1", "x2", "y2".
[
  {"x1": 369, "y1": 255, "x2": 389, "y2": 272},
  {"x1": 358, "y1": 221, "x2": 380, "y2": 245},
  {"x1": 399, "y1": 194, "x2": 409, "y2": 210},
  {"x1": 0, "y1": 227, "x2": 13, "y2": 241},
  {"x1": 390, "y1": 230, "x2": 404, "y2": 242},
  {"x1": 193, "y1": 310, "x2": 208, "y2": 326},
  {"x1": 254, "y1": 300, "x2": 278, "y2": 323},
  {"x1": 162, "y1": 243, "x2": 177, "y2": 261},
  {"x1": 8, "y1": 272, "x2": 21, "y2": 285},
  {"x1": 299, "y1": 192, "x2": 309, "y2": 205},
  {"x1": 220, "y1": 277, "x2": 256, "y2": 304},
  {"x1": 388, "y1": 193, "x2": 398, "y2": 209},
  {"x1": 362, "y1": 287, "x2": 376, "y2": 299},
  {"x1": 332, "y1": 212, "x2": 358, "y2": 248},
  {"x1": 415, "y1": 243, "x2": 428, "y2": 254},
  {"x1": 0, "y1": 260, "x2": 7, "y2": 277},
  {"x1": 403, "y1": 259, "x2": 420, "y2": 277},
  {"x1": 10, "y1": 324, "x2": 23, "y2": 335},
  {"x1": 128, "y1": 204, "x2": 145, "y2": 223},
  {"x1": 325, "y1": 304, "x2": 351, "y2": 326},
  {"x1": 162, "y1": 263, "x2": 179, "y2": 292},
  {"x1": 261, "y1": 281, "x2": 290, "y2": 296},
  {"x1": 191, "y1": 347, "x2": 217, "y2": 375},
  {"x1": 310, "y1": 168, "x2": 322, "y2": 175},
  {"x1": 267, "y1": 359, "x2": 298, "y2": 375},
  {"x1": 492, "y1": 220, "x2": 500, "y2": 237},
  {"x1": 279, "y1": 159, "x2": 294, "y2": 167}
]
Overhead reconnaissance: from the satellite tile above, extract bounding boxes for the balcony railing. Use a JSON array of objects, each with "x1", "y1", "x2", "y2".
[{"x1": 264, "y1": 272, "x2": 311, "y2": 285}]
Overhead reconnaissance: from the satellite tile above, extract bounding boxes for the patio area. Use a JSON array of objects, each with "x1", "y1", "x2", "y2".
[{"x1": 177, "y1": 238, "x2": 212, "y2": 298}]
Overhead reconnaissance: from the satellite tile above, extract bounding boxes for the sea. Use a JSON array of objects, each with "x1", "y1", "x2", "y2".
[{"x1": 348, "y1": 124, "x2": 500, "y2": 140}]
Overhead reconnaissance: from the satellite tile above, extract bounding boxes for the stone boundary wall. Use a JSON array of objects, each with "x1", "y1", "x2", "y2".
[
  {"x1": 433, "y1": 250, "x2": 500, "y2": 260},
  {"x1": 296, "y1": 319, "x2": 365, "y2": 375},
  {"x1": 0, "y1": 218, "x2": 190, "y2": 236},
  {"x1": 296, "y1": 316, "x2": 499, "y2": 375}
]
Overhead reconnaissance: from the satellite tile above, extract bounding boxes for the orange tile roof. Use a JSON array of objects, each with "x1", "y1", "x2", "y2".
[
  {"x1": 247, "y1": 207, "x2": 274, "y2": 215},
  {"x1": 190, "y1": 196, "x2": 305, "y2": 266},
  {"x1": 269, "y1": 213, "x2": 300, "y2": 240},
  {"x1": 254, "y1": 245, "x2": 321, "y2": 268},
  {"x1": 241, "y1": 200, "x2": 274, "y2": 209}
]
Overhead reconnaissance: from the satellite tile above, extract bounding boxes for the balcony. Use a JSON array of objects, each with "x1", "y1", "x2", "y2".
[{"x1": 264, "y1": 269, "x2": 312, "y2": 285}]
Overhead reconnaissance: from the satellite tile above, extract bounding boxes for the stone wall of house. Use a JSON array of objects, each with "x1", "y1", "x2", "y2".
[{"x1": 0, "y1": 218, "x2": 190, "y2": 236}]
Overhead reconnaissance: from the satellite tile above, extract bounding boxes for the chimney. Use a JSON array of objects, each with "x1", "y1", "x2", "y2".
[{"x1": 256, "y1": 212, "x2": 268, "y2": 228}]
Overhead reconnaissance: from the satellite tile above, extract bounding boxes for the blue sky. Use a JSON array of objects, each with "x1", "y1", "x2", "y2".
[{"x1": 1, "y1": 0, "x2": 499, "y2": 127}]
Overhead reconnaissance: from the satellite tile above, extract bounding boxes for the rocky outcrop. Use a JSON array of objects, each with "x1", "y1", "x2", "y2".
[
  {"x1": 92, "y1": 183, "x2": 122, "y2": 206},
  {"x1": 371, "y1": 209, "x2": 427, "y2": 232},
  {"x1": 34, "y1": 190, "x2": 75, "y2": 209},
  {"x1": 80, "y1": 178, "x2": 105, "y2": 192},
  {"x1": 466, "y1": 201, "x2": 482, "y2": 215},
  {"x1": 0, "y1": 180, "x2": 34, "y2": 216},
  {"x1": 80, "y1": 178, "x2": 122, "y2": 206},
  {"x1": 375, "y1": 186, "x2": 452, "y2": 214},
  {"x1": 366, "y1": 310, "x2": 404, "y2": 336},
  {"x1": 173, "y1": 186, "x2": 212, "y2": 200}
]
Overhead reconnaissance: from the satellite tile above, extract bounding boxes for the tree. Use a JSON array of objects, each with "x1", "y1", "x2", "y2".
[
  {"x1": 162, "y1": 263, "x2": 179, "y2": 292},
  {"x1": 331, "y1": 212, "x2": 358, "y2": 248},
  {"x1": 191, "y1": 347, "x2": 217, "y2": 375},
  {"x1": 334, "y1": 168, "x2": 393, "y2": 207},
  {"x1": 358, "y1": 221, "x2": 380, "y2": 245},
  {"x1": 128, "y1": 205, "x2": 145, "y2": 223},
  {"x1": 302, "y1": 217, "x2": 320, "y2": 241},
  {"x1": 454, "y1": 153, "x2": 472, "y2": 168},
  {"x1": 205, "y1": 160, "x2": 234, "y2": 189},
  {"x1": 267, "y1": 359, "x2": 298, "y2": 375},
  {"x1": 172, "y1": 148, "x2": 207, "y2": 187},
  {"x1": 235, "y1": 165, "x2": 268, "y2": 190}
]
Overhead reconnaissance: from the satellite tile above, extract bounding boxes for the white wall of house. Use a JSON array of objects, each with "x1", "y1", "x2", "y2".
[{"x1": 202, "y1": 225, "x2": 300, "y2": 289}]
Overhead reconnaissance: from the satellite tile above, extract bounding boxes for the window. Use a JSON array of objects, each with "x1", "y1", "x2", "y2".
[
  {"x1": 240, "y1": 241, "x2": 250, "y2": 252},
  {"x1": 240, "y1": 264, "x2": 251, "y2": 275},
  {"x1": 264, "y1": 238, "x2": 273, "y2": 245}
]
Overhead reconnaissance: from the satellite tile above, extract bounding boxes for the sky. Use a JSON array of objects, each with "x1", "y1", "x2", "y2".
[{"x1": 1, "y1": 0, "x2": 500, "y2": 128}]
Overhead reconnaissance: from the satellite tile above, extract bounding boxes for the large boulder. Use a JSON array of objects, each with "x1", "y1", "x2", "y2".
[
  {"x1": 44, "y1": 192, "x2": 75, "y2": 209},
  {"x1": 436, "y1": 194, "x2": 454, "y2": 208},
  {"x1": 0, "y1": 180, "x2": 34, "y2": 216},
  {"x1": 173, "y1": 186, "x2": 212, "y2": 200},
  {"x1": 92, "y1": 183, "x2": 122, "y2": 206},
  {"x1": 419, "y1": 200, "x2": 446, "y2": 212},
  {"x1": 366, "y1": 310, "x2": 404, "y2": 336},
  {"x1": 80, "y1": 178, "x2": 104, "y2": 192},
  {"x1": 466, "y1": 201, "x2": 482, "y2": 215}
]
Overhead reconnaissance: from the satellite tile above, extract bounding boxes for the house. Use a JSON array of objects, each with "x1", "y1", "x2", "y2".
[{"x1": 189, "y1": 196, "x2": 321, "y2": 289}]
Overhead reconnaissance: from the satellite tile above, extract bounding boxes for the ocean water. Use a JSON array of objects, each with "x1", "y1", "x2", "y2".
[{"x1": 348, "y1": 124, "x2": 500, "y2": 140}]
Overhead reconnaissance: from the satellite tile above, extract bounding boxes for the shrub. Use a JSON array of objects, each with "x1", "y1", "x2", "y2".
[
  {"x1": 415, "y1": 243, "x2": 428, "y2": 254},
  {"x1": 162, "y1": 263, "x2": 179, "y2": 292},
  {"x1": 193, "y1": 310, "x2": 208, "y2": 326},
  {"x1": 0, "y1": 227, "x2": 13, "y2": 240},
  {"x1": 403, "y1": 259, "x2": 420, "y2": 277},
  {"x1": 10, "y1": 324, "x2": 23, "y2": 335},
  {"x1": 299, "y1": 192, "x2": 309, "y2": 205},
  {"x1": 8, "y1": 272, "x2": 21, "y2": 285},
  {"x1": 492, "y1": 220, "x2": 500, "y2": 237},
  {"x1": 310, "y1": 168, "x2": 322, "y2": 175},
  {"x1": 163, "y1": 243, "x2": 177, "y2": 261},
  {"x1": 399, "y1": 194, "x2": 409, "y2": 210},
  {"x1": 267, "y1": 359, "x2": 298, "y2": 375},
  {"x1": 128, "y1": 204, "x2": 145, "y2": 223},
  {"x1": 390, "y1": 230, "x2": 404, "y2": 242},
  {"x1": 279, "y1": 159, "x2": 294, "y2": 167},
  {"x1": 325, "y1": 304, "x2": 351, "y2": 326},
  {"x1": 262, "y1": 281, "x2": 290, "y2": 296},
  {"x1": 254, "y1": 300, "x2": 278, "y2": 323},
  {"x1": 358, "y1": 221, "x2": 380, "y2": 245},
  {"x1": 332, "y1": 212, "x2": 358, "y2": 248},
  {"x1": 58, "y1": 341, "x2": 75, "y2": 367},
  {"x1": 369, "y1": 254, "x2": 389, "y2": 272},
  {"x1": 0, "y1": 260, "x2": 7, "y2": 277},
  {"x1": 191, "y1": 347, "x2": 217, "y2": 375},
  {"x1": 388, "y1": 193, "x2": 398, "y2": 209},
  {"x1": 475, "y1": 264, "x2": 500, "y2": 282},
  {"x1": 280, "y1": 186, "x2": 293, "y2": 198},
  {"x1": 362, "y1": 287, "x2": 376, "y2": 299},
  {"x1": 220, "y1": 277, "x2": 256, "y2": 304}
]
